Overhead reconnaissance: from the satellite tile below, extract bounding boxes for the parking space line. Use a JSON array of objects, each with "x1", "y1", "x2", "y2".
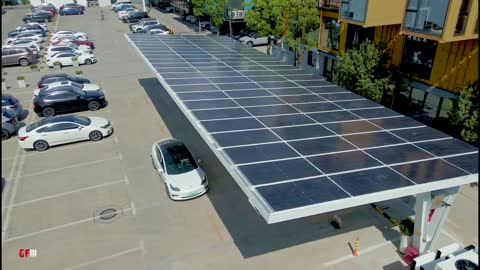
[
  {"x1": 20, "y1": 155, "x2": 121, "y2": 178},
  {"x1": 3, "y1": 179, "x2": 125, "y2": 209},
  {"x1": 124, "y1": 175, "x2": 129, "y2": 185},
  {"x1": 4, "y1": 207, "x2": 133, "y2": 243},
  {"x1": 25, "y1": 137, "x2": 115, "y2": 157},
  {"x1": 130, "y1": 201, "x2": 136, "y2": 216},
  {"x1": 1, "y1": 156, "x2": 16, "y2": 162},
  {"x1": 323, "y1": 238, "x2": 399, "y2": 267},
  {"x1": 65, "y1": 246, "x2": 142, "y2": 270}
]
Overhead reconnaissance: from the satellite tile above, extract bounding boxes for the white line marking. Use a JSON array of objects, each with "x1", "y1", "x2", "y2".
[
  {"x1": 139, "y1": 240, "x2": 146, "y2": 256},
  {"x1": 2, "y1": 179, "x2": 125, "y2": 208},
  {"x1": 323, "y1": 238, "x2": 399, "y2": 267},
  {"x1": 130, "y1": 201, "x2": 136, "y2": 216},
  {"x1": 65, "y1": 247, "x2": 141, "y2": 270},
  {"x1": 5, "y1": 208, "x2": 133, "y2": 243},
  {"x1": 20, "y1": 156, "x2": 121, "y2": 178},
  {"x1": 124, "y1": 175, "x2": 129, "y2": 185}
]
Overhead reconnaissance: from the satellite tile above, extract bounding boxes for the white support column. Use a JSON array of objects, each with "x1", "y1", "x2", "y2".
[{"x1": 413, "y1": 187, "x2": 460, "y2": 254}]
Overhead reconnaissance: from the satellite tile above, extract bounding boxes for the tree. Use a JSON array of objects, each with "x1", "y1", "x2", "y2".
[
  {"x1": 334, "y1": 40, "x2": 392, "y2": 102},
  {"x1": 243, "y1": 0, "x2": 283, "y2": 37},
  {"x1": 279, "y1": 0, "x2": 319, "y2": 66},
  {"x1": 205, "y1": 0, "x2": 227, "y2": 36},
  {"x1": 448, "y1": 83, "x2": 479, "y2": 143},
  {"x1": 192, "y1": 0, "x2": 207, "y2": 32}
]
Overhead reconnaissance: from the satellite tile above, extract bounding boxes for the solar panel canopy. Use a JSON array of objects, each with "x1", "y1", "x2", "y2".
[{"x1": 127, "y1": 34, "x2": 478, "y2": 224}]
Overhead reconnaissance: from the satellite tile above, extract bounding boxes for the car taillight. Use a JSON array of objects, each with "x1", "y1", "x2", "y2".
[
  {"x1": 33, "y1": 102, "x2": 40, "y2": 108},
  {"x1": 37, "y1": 84, "x2": 43, "y2": 88},
  {"x1": 18, "y1": 136, "x2": 29, "y2": 141},
  {"x1": 6, "y1": 118, "x2": 14, "y2": 124},
  {"x1": 8, "y1": 104, "x2": 18, "y2": 109}
]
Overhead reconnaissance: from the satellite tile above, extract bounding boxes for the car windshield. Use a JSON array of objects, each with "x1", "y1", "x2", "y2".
[
  {"x1": 162, "y1": 143, "x2": 198, "y2": 175},
  {"x1": 26, "y1": 118, "x2": 48, "y2": 132},
  {"x1": 2, "y1": 109, "x2": 15, "y2": 119},
  {"x1": 70, "y1": 115, "x2": 91, "y2": 126}
]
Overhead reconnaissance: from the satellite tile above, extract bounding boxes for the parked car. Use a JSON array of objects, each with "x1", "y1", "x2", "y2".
[
  {"x1": 60, "y1": 3, "x2": 85, "y2": 11},
  {"x1": 122, "y1": 11, "x2": 149, "y2": 23},
  {"x1": 1, "y1": 47, "x2": 36, "y2": 67},
  {"x1": 51, "y1": 37, "x2": 95, "y2": 49},
  {"x1": 7, "y1": 32, "x2": 44, "y2": 44},
  {"x1": 165, "y1": 5, "x2": 173, "y2": 12},
  {"x1": 59, "y1": 7, "x2": 84, "y2": 15},
  {"x1": 239, "y1": 32, "x2": 269, "y2": 47},
  {"x1": 117, "y1": 7, "x2": 136, "y2": 18},
  {"x1": 132, "y1": 20, "x2": 160, "y2": 32},
  {"x1": 2, "y1": 94, "x2": 23, "y2": 119},
  {"x1": 47, "y1": 43, "x2": 92, "y2": 53},
  {"x1": 136, "y1": 24, "x2": 168, "y2": 34},
  {"x1": 151, "y1": 138, "x2": 208, "y2": 200},
  {"x1": 33, "y1": 86, "x2": 107, "y2": 117},
  {"x1": 114, "y1": 4, "x2": 134, "y2": 12},
  {"x1": 34, "y1": 81, "x2": 101, "y2": 97},
  {"x1": 129, "y1": 18, "x2": 156, "y2": 31},
  {"x1": 37, "y1": 74, "x2": 91, "y2": 88},
  {"x1": 46, "y1": 52, "x2": 96, "y2": 67},
  {"x1": 8, "y1": 29, "x2": 45, "y2": 38},
  {"x1": 111, "y1": 1, "x2": 132, "y2": 10},
  {"x1": 233, "y1": 28, "x2": 253, "y2": 40},
  {"x1": 146, "y1": 28, "x2": 170, "y2": 35},
  {"x1": 2, "y1": 108, "x2": 19, "y2": 141},
  {"x1": 52, "y1": 30, "x2": 88, "y2": 40},
  {"x1": 44, "y1": 47, "x2": 88, "y2": 61},
  {"x1": 23, "y1": 13, "x2": 52, "y2": 23},
  {"x1": 32, "y1": 7, "x2": 56, "y2": 16},
  {"x1": 32, "y1": 3, "x2": 56, "y2": 12},
  {"x1": 3, "y1": 40, "x2": 41, "y2": 54},
  {"x1": 17, "y1": 115, "x2": 112, "y2": 151},
  {"x1": 16, "y1": 23, "x2": 48, "y2": 33}
]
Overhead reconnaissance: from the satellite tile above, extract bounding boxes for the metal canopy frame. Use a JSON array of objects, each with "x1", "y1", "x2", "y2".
[{"x1": 126, "y1": 35, "x2": 478, "y2": 231}]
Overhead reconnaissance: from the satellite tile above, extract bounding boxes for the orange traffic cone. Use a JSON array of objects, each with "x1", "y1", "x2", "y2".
[{"x1": 353, "y1": 238, "x2": 360, "y2": 256}]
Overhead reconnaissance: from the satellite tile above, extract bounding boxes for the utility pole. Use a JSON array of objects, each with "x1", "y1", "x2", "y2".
[{"x1": 142, "y1": 0, "x2": 146, "y2": 12}]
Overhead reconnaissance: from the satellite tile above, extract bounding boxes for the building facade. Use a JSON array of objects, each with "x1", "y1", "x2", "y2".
[{"x1": 310, "y1": 0, "x2": 478, "y2": 128}]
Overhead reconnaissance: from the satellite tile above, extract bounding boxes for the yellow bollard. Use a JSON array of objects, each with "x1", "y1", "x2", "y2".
[{"x1": 353, "y1": 238, "x2": 360, "y2": 256}]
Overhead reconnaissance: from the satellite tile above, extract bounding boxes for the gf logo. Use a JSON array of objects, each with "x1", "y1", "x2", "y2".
[{"x1": 19, "y1": 249, "x2": 37, "y2": 258}]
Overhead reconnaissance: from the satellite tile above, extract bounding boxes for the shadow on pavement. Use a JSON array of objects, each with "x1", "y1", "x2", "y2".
[{"x1": 139, "y1": 77, "x2": 403, "y2": 258}]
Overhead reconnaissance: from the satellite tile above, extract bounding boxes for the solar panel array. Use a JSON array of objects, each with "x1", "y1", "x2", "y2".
[{"x1": 128, "y1": 34, "x2": 478, "y2": 223}]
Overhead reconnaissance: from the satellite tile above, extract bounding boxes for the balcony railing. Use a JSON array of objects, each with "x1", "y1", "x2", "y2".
[{"x1": 318, "y1": 0, "x2": 341, "y2": 10}]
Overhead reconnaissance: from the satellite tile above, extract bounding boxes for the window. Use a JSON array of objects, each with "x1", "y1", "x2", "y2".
[
  {"x1": 341, "y1": 0, "x2": 367, "y2": 22},
  {"x1": 37, "y1": 124, "x2": 65, "y2": 133},
  {"x1": 155, "y1": 147, "x2": 164, "y2": 169},
  {"x1": 320, "y1": 18, "x2": 340, "y2": 50},
  {"x1": 307, "y1": 51, "x2": 314, "y2": 66},
  {"x1": 455, "y1": 0, "x2": 471, "y2": 35},
  {"x1": 403, "y1": 0, "x2": 449, "y2": 36},
  {"x1": 400, "y1": 36, "x2": 437, "y2": 80}
]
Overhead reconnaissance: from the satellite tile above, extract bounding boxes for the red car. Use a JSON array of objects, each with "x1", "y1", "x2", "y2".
[
  {"x1": 51, "y1": 37, "x2": 95, "y2": 49},
  {"x1": 33, "y1": 7, "x2": 56, "y2": 16}
]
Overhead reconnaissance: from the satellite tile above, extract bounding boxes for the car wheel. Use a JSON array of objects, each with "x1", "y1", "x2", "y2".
[
  {"x1": 33, "y1": 140, "x2": 49, "y2": 151},
  {"x1": 89, "y1": 130, "x2": 103, "y2": 141},
  {"x1": 19, "y1": 58, "x2": 29, "y2": 66},
  {"x1": 1, "y1": 129, "x2": 10, "y2": 141},
  {"x1": 247, "y1": 41, "x2": 253, "y2": 47},
  {"x1": 42, "y1": 107, "x2": 55, "y2": 117},
  {"x1": 85, "y1": 58, "x2": 92, "y2": 65},
  {"x1": 87, "y1": 101, "x2": 100, "y2": 111}
]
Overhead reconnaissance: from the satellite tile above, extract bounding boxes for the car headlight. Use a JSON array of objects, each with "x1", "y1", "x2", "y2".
[
  {"x1": 100, "y1": 121, "x2": 110, "y2": 128},
  {"x1": 201, "y1": 175, "x2": 207, "y2": 185},
  {"x1": 170, "y1": 184, "x2": 180, "y2": 191}
]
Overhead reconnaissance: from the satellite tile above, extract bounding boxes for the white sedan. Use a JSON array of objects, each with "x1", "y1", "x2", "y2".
[
  {"x1": 117, "y1": 8, "x2": 136, "y2": 19},
  {"x1": 51, "y1": 35, "x2": 87, "y2": 43},
  {"x1": 18, "y1": 115, "x2": 113, "y2": 151},
  {"x1": 151, "y1": 138, "x2": 208, "y2": 200},
  {"x1": 34, "y1": 81, "x2": 101, "y2": 97},
  {"x1": 2, "y1": 41, "x2": 40, "y2": 54},
  {"x1": 44, "y1": 47, "x2": 88, "y2": 61},
  {"x1": 7, "y1": 33, "x2": 44, "y2": 44},
  {"x1": 47, "y1": 43, "x2": 92, "y2": 53},
  {"x1": 16, "y1": 23, "x2": 48, "y2": 31},
  {"x1": 52, "y1": 31, "x2": 88, "y2": 40},
  {"x1": 146, "y1": 29, "x2": 170, "y2": 35},
  {"x1": 46, "y1": 52, "x2": 96, "y2": 67}
]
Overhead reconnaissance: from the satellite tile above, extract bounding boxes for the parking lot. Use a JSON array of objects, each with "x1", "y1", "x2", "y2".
[{"x1": 2, "y1": 6, "x2": 477, "y2": 270}]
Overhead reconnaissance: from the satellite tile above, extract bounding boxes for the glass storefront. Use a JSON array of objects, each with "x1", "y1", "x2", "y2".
[{"x1": 403, "y1": 0, "x2": 449, "y2": 36}]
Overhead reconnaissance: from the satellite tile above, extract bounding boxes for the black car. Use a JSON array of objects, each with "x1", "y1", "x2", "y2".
[
  {"x1": 18, "y1": 24, "x2": 47, "y2": 34},
  {"x1": 129, "y1": 18, "x2": 156, "y2": 31},
  {"x1": 135, "y1": 24, "x2": 168, "y2": 34},
  {"x1": 122, "y1": 11, "x2": 149, "y2": 23},
  {"x1": 23, "y1": 13, "x2": 52, "y2": 23},
  {"x1": 8, "y1": 29, "x2": 45, "y2": 38},
  {"x1": 33, "y1": 87, "x2": 107, "y2": 117},
  {"x1": 60, "y1": 3, "x2": 85, "y2": 11},
  {"x1": 37, "y1": 73, "x2": 91, "y2": 88}
]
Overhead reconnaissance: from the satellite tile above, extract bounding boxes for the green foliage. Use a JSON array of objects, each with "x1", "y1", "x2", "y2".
[
  {"x1": 75, "y1": 70, "x2": 83, "y2": 75},
  {"x1": 448, "y1": 83, "x2": 479, "y2": 143},
  {"x1": 29, "y1": 64, "x2": 38, "y2": 69},
  {"x1": 399, "y1": 217, "x2": 414, "y2": 236},
  {"x1": 21, "y1": 0, "x2": 29, "y2": 5},
  {"x1": 16, "y1": 75, "x2": 25, "y2": 80},
  {"x1": 192, "y1": 0, "x2": 206, "y2": 17},
  {"x1": 71, "y1": 57, "x2": 78, "y2": 62},
  {"x1": 244, "y1": 0, "x2": 283, "y2": 37},
  {"x1": 205, "y1": 0, "x2": 227, "y2": 31},
  {"x1": 334, "y1": 40, "x2": 392, "y2": 102},
  {"x1": 53, "y1": 61, "x2": 61, "y2": 66}
]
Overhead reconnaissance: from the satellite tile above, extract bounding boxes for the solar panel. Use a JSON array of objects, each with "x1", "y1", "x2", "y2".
[{"x1": 127, "y1": 34, "x2": 478, "y2": 224}]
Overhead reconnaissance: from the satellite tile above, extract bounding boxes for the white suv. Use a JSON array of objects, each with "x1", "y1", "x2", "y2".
[
  {"x1": 239, "y1": 32, "x2": 269, "y2": 47},
  {"x1": 132, "y1": 20, "x2": 160, "y2": 32}
]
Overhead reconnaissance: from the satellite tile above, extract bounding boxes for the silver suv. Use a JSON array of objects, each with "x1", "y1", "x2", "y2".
[
  {"x1": 1, "y1": 47, "x2": 37, "y2": 66},
  {"x1": 2, "y1": 109, "x2": 19, "y2": 140},
  {"x1": 2, "y1": 94, "x2": 23, "y2": 119}
]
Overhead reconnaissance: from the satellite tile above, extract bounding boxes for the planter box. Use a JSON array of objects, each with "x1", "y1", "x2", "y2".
[
  {"x1": 53, "y1": 65, "x2": 61, "y2": 70},
  {"x1": 72, "y1": 61, "x2": 79, "y2": 67},
  {"x1": 2, "y1": 82, "x2": 6, "y2": 91},
  {"x1": 399, "y1": 235, "x2": 413, "y2": 254},
  {"x1": 17, "y1": 80, "x2": 26, "y2": 88}
]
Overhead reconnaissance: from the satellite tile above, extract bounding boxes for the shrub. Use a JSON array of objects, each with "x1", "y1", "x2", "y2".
[
  {"x1": 16, "y1": 75, "x2": 25, "y2": 81},
  {"x1": 53, "y1": 61, "x2": 61, "y2": 66},
  {"x1": 72, "y1": 57, "x2": 78, "y2": 62},
  {"x1": 399, "y1": 217, "x2": 414, "y2": 236},
  {"x1": 29, "y1": 64, "x2": 38, "y2": 70},
  {"x1": 75, "y1": 70, "x2": 83, "y2": 75}
]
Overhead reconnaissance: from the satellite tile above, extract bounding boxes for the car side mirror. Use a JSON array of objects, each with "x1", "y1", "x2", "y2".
[
  {"x1": 78, "y1": 126, "x2": 83, "y2": 129},
  {"x1": 197, "y1": 159, "x2": 202, "y2": 165}
]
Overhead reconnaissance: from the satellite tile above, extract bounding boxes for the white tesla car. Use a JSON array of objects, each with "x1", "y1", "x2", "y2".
[
  {"x1": 44, "y1": 47, "x2": 88, "y2": 61},
  {"x1": 33, "y1": 81, "x2": 101, "y2": 97},
  {"x1": 47, "y1": 43, "x2": 92, "y2": 53},
  {"x1": 52, "y1": 31, "x2": 88, "y2": 40},
  {"x1": 46, "y1": 52, "x2": 96, "y2": 67},
  {"x1": 146, "y1": 29, "x2": 170, "y2": 35},
  {"x1": 18, "y1": 115, "x2": 113, "y2": 151},
  {"x1": 151, "y1": 138, "x2": 208, "y2": 200},
  {"x1": 7, "y1": 33, "x2": 44, "y2": 44}
]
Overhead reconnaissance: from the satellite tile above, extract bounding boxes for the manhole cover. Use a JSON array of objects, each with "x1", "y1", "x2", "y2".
[{"x1": 99, "y1": 208, "x2": 118, "y2": 220}]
